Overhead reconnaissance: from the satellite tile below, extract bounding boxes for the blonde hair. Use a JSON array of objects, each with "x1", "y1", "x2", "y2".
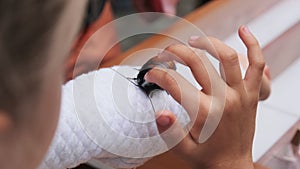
[{"x1": 0, "y1": 0, "x2": 66, "y2": 117}]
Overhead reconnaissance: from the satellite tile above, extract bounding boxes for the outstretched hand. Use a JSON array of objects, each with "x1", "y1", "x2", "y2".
[{"x1": 146, "y1": 26, "x2": 265, "y2": 169}]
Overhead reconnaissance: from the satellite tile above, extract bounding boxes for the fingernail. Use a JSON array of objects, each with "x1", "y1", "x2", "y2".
[
  {"x1": 144, "y1": 73, "x2": 150, "y2": 81},
  {"x1": 189, "y1": 35, "x2": 200, "y2": 41},
  {"x1": 242, "y1": 25, "x2": 251, "y2": 34},
  {"x1": 157, "y1": 115, "x2": 171, "y2": 127}
]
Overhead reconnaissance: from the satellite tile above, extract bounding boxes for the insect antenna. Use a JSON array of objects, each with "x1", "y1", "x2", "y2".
[
  {"x1": 127, "y1": 77, "x2": 138, "y2": 81},
  {"x1": 110, "y1": 68, "x2": 138, "y2": 86},
  {"x1": 110, "y1": 67, "x2": 157, "y2": 114},
  {"x1": 147, "y1": 95, "x2": 156, "y2": 114},
  {"x1": 133, "y1": 67, "x2": 140, "y2": 71}
]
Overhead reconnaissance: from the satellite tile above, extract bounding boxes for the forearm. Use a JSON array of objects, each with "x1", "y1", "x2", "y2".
[
  {"x1": 254, "y1": 163, "x2": 269, "y2": 169},
  {"x1": 203, "y1": 159, "x2": 255, "y2": 169},
  {"x1": 40, "y1": 66, "x2": 189, "y2": 169}
]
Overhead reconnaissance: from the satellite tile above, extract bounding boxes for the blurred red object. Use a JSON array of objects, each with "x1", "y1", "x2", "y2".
[{"x1": 134, "y1": 0, "x2": 163, "y2": 13}]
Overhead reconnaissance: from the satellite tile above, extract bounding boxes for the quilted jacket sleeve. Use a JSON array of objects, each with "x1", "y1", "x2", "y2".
[{"x1": 39, "y1": 66, "x2": 189, "y2": 169}]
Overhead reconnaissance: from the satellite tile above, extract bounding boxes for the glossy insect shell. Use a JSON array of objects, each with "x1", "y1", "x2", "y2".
[{"x1": 136, "y1": 56, "x2": 176, "y2": 96}]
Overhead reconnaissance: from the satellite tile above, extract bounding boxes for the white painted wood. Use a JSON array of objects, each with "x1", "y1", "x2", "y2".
[
  {"x1": 253, "y1": 103, "x2": 299, "y2": 161},
  {"x1": 225, "y1": 0, "x2": 300, "y2": 55},
  {"x1": 264, "y1": 57, "x2": 300, "y2": 117}
]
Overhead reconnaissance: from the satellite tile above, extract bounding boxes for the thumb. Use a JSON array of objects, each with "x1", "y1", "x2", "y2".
[
  {"x1": 156, "y1": 110, "x2": 176, "y2": 133},
  {"x1": 156, "y1": 111, "x2": 194, "y2": 152}
]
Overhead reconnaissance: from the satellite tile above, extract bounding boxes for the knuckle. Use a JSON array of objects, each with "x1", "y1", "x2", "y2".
[
  {"x1": 165, "y1": 44, "x2": 185, "y2": 53},
  {"x1": 162, "y1": 69, "x2": 177, "y2": 87},
  {"x1": 225, "y1": 90, "x2": 242, "y2": 111},
  {"x1": 255, "y1": 59, "x2": 266, "y2": 70},
  {"x1": 165, "y1": 43, "x2": 196, "y2": 63},
  {"x1": 249, "y1": 38, "x2": 260, "y2": 47},
  {"x1": 221, "y1": 50, "x2": 239, "y2": 65},
  {"x1": 185, "y1": 50, "x2": 199, "y2": 64}
]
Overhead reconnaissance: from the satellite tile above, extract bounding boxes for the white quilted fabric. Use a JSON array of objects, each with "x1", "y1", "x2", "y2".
[{"x1": 39, "y1": 66, "x2": 189, "y2": 169}]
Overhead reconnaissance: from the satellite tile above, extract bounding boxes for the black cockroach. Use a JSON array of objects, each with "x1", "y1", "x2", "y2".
[
  {"x1": 135, "y1": 56, "x2": 176, "y2": 96},
  {"x1": 110, "y1": 56, "x2": 176, "y2": 112}
]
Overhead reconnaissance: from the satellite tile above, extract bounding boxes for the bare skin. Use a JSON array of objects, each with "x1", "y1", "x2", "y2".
[{"x1": 148, "y1": 26, "x2": 266, "y2": 169}]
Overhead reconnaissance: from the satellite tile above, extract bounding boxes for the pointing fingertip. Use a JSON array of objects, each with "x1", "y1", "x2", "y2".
[
  {"x1": 189, "y1": 35, "x2": 200, "y2": 42},
  {"x1": 144, "y1": 72, "x2": 150, "y2": 81},
  {"x1": 144, "y1": 68, "x2": 158, "y2": 82},
  {"x1": 241, "y1": 25, "x2": 251, "y2": 35},
  {"x1": 188, "y1": 36, "x2": 201, "y2": 48}
]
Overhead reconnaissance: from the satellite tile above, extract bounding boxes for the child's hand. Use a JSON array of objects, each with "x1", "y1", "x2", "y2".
[{"x1": 145, "y1": 26, "x2": 264, "y2": 169}]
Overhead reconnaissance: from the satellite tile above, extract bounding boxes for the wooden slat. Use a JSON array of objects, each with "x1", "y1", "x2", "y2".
[
  {"x1": 257, "y1": 119, "x2": 300, "y2": 167},
  {"x1": 263, "y1": 22, "x2": 300, "y2": 79},
  {"x1": 101, "y1": 0, "x2": 280, "y2": 68}
]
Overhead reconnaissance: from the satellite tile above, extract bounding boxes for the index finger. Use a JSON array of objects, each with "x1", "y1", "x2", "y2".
[
  {"x1": 157, "y1": 44, "x2": 222, "y2": 95},
  {"x1": 145, "y1": 68, "x2": 203, "y2": 122}
]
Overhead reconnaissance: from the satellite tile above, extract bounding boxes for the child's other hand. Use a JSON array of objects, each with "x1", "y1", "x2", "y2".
[{"x1": 146, "y1": 26, "x2": 264, "y2": 169}]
